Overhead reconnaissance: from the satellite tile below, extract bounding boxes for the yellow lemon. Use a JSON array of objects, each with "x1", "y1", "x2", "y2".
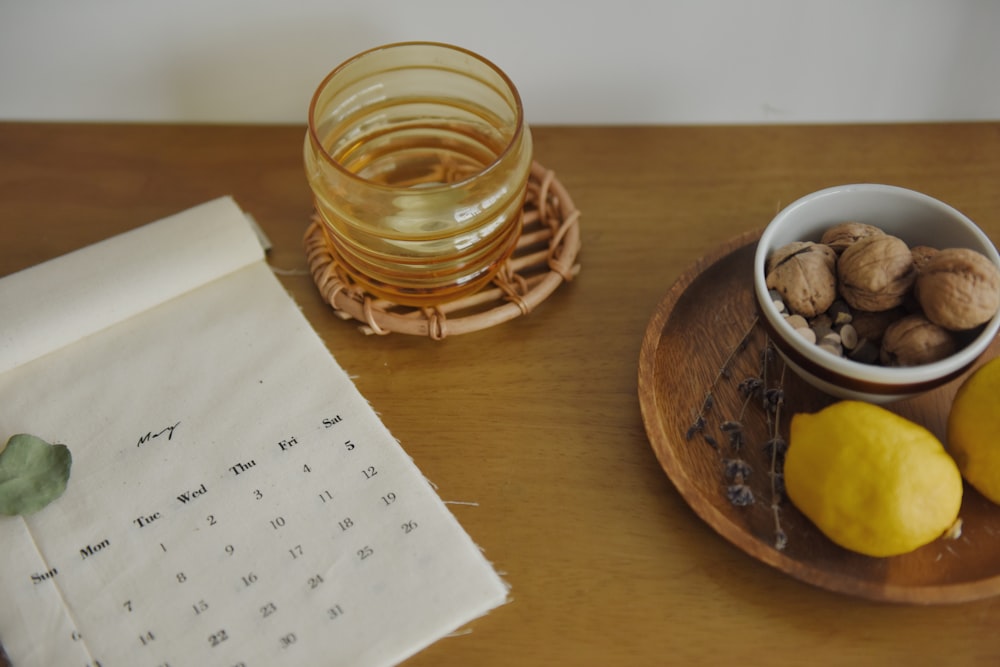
[
  {"x1": 785, "y1": 400, "x2": 962, "y2": 557},
  {"x1": 948, "y1": 356, "x2": 1000, "y2": 504}
]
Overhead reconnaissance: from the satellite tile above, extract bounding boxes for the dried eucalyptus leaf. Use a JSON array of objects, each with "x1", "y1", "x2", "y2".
[{"x1": 0, "y1": 434, "x2": 72, "y2": 515}]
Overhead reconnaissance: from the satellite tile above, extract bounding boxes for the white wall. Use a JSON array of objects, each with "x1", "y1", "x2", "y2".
[{"x1": 1, "y1": 0, "x2": 998, "y2": 125}]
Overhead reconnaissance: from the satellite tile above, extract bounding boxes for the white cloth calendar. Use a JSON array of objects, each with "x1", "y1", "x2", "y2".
[{"x1": 0, "y1": 197, "x2": 508, "y2": 666}]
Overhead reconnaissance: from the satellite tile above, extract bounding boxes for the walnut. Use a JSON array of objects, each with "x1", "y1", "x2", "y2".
[
  {"x1": 880, "y1": 314, "x2": 957, "y2": 366},
  {"x1": 820, "y1": 222, "x2": 885, "y2": 254},
  {"x1": 837, "y1": 234, "x2": 916, "y2": 312},
  {"x1": 766, "y1": 241, "x2": 838, "y2": 318},
  {"x1": 909, "y1": 245, "x2": 940, "y2": 308},
  {"x1": 850, "y1": 306, "x2": 906, "y2": 345},
  {"x1": 916, "y1": 247, "x2": 1000, "y2": 330},
  {"x1": 911, "y1": 245, "x2": 940, "y2": 272}
]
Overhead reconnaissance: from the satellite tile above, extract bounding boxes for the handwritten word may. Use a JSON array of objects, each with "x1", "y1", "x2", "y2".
[{"x1": 136, "y1": 421, "x2": 181, "y2": 448}]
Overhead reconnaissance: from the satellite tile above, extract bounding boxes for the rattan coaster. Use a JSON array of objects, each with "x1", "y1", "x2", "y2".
[{"x1": 304, "y1": 160, "x2": 581, "y2": 339}]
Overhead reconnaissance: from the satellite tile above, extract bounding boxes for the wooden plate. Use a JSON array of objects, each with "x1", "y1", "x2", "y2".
[{"x1": 638, "y1": 230, "x2": 1000, "y2": 604}]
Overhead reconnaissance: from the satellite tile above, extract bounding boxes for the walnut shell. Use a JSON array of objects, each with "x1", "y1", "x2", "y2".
[
  {"x1": 911, "y1": 245, "x2": 940, "y2": 272},
  {"x1": 766, "y1": 241, "x2": 838, "y2": 318},
  {"x1": 837, "y1": 234, "x2": 916, "y2": 312},
  {"x1": 820, "y1": 222, "x2": 885, "y2": 254},
  {"x1": 850, "y1": 306, "x2": 906, "y2": 345},
  {"x1": 766, "y1": 241, "x2": 814, "y2": 272},
  {"x1": 916, "y1": 247, "x2": 1000, "y2": 330},
  {"x1": 880, "y1": 314, "x2": 956, "y2": 367}
]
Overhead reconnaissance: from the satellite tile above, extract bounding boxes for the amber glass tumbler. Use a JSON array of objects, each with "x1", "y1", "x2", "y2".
[{"x1": 304, "y1": 42, "x2": 533, "y2": 306}]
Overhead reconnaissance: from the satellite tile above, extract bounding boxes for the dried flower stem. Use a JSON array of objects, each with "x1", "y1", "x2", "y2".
[
  {"x1": 768, "y1": 359, "x2": 789, "y2": 551},
  {"x1": 683, "y1": 316, "x2": 791, "y2": 549},
  {"x1": 687, "y1": 315, "x2": 759, "y2": 443}
]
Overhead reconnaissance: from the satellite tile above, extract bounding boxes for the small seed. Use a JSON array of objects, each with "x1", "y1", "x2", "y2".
[
  {"x1": 820, "y1": 332, "x2": 842, "y2": 347},
  {"x1": 794, "y1": 327, "x2": 817, "y2": 344},
  {"x1": 839, "y1": 323, "x2": 859, "y2": 350},
  {"x1": 818, "y1": 342, "x2": 843, "y2": 357},
  {"x1": 828, "y1": 300, "x2": 853, "y2": 326},
  {"x1": 812, "y1": 322, "x2": 840, "y2": 342},
  {"x1": 786, "y1": 314, "x2": 808, "y2": 330}
]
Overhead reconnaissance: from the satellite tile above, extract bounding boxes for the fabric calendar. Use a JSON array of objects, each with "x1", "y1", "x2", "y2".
[{"x1": 0, "y1": 197, "x2": 507, "y2": 666}]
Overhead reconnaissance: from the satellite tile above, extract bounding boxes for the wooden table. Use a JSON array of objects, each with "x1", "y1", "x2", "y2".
[{"x1": 2, "y1": 122, "x2": 999, "y2": 666}]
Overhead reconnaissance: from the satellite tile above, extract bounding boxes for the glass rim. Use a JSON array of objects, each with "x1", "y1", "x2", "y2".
[{"x1": 306, "y1": 41, "x2": 527, "y2": 193}]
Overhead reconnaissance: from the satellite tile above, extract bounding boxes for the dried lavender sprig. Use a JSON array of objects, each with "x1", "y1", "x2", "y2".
[
  {"x1": 768, "y1": 361, "x2": 789, "y2": 550},
  {"x1": 723, "y1": 458, "x2": 752, "y2": 483},
  {"x1": 727, "y1": 484, "x2": 755, "y2": 506},
  {"x1": 686, "y1": 316, "x2": 759, "y2": 440},
  {"x1": 736, "y1": 376, "x2": 762, "y2": 424}
]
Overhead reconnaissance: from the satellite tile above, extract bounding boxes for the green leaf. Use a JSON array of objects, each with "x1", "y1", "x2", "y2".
[{"x1": 0, "y1": 434, "x2": 72, "y2": 515}]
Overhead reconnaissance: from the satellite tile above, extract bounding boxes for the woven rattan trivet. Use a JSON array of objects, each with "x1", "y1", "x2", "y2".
[{"x1": 304, "y1": 161, "x2": 581, "y2": 339}]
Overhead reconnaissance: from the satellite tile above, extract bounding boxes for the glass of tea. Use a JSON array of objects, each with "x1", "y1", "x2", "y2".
[{"x1": 304, "y1": 42, "x2": 533, "y2": 307}]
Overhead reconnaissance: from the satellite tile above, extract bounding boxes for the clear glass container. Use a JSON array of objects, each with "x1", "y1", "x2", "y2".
[{"x1": 304, "y1": 42, "x2": 533, "y2": 306}]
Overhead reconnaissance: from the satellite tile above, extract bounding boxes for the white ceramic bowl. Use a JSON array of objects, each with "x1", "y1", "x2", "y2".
[{"x1": 753, "y1": 183, "x2": 1000, "y2": 403}]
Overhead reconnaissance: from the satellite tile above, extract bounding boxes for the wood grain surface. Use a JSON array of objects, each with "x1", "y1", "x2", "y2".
[{"x1": 1, "y1": 122, "x2": 1000, "y2": 666}]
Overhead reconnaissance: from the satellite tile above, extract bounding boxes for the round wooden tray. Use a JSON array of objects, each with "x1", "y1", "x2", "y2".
[
  {"x1": 638, "y1": 230, "x2": 1000, "y2": 604},
  {"x1": 304, "y1": 161, "x2": 581, "y2": 339}
]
